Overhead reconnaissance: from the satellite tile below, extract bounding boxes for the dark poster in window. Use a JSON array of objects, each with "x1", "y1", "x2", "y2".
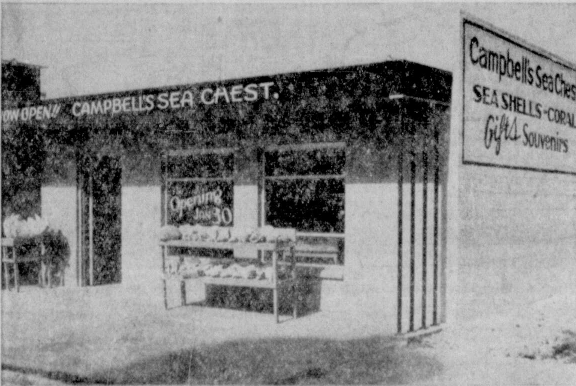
[
  {"x1": 265, "y1": 179, "x2": 344, "y2": 233},
  {"x1": 265, "y1": 146, "x2": 345, "y2": 234},
  {"x1": 167, "y1": 153, "x2": 234, "y2": 179},
  {"x1": 167, "y1": 181, "x2": 233, "y2": 226}
]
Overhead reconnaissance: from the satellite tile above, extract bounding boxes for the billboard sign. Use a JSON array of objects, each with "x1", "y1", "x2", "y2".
[{"x1": 463, "y1": 16, "x2": 576, "y2": 175}]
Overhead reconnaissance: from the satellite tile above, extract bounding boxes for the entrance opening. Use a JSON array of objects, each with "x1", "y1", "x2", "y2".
[{"x1": 78, "y1": 155, "x2": 122, "y2": 286}]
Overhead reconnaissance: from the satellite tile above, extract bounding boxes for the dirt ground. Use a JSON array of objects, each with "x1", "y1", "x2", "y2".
[
  {"x1": 411, "y1": 290, "x2": 576, "y2": 385},
  {"x1": 2, "y1": 286, "x2": 575, "y2": 385}
]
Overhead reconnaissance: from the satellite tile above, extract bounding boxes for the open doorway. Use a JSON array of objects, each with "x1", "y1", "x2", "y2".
[{"x1": 78, "y1": 154, "x2": 122, "y2": 286}]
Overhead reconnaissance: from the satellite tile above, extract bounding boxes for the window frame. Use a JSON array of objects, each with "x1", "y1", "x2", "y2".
[
  {"x1": 261, "y1": 142, "x2": 346, "y2": 266},
  {"x1": 164, "y1": 147, "x2": 236, "y2": 227}
]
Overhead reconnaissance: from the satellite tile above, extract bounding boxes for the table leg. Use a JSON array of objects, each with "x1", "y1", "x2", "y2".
[
  {"x1": 293, "y1": 285, "x2": 297, "y2": 319},
  {"x1": 273, "y1": 288, "x2": 279, "y2": 323},
  {"x1": 39, "y1": 243, "x2": 45, "y2": 288},
  {"x1": 38, "y1": 262, "x2": 43, "y2": 288},
  {"x1": 47, "y1": 265, "x2": 52, "y2": 288},
  {"x1": 41, "y1": 262, "x2": 47, "y2": 287},
  {"x1": 12, "y1": 247, "x2": 18, "y2": 292},
  {"x1": 181, "y1": 280, "x2": 186, "y2": 306},
  {"x1": 3, "y1": 262, "x2": 10, "y2": 291},
  {"x1": 162, "y1": 245, "x2": 169, "y2": 310},
  {"x1": 15, "y1": 261, "x2": 20, "y2": 293},
  {"x1": 163, "y1": 280, "x2": 168, "y2": 309},
  {"x1": 290, "y1": 247, "x2": 297, "y2": 320},
  {"x1": 292, "y1": 270, "x2": 297, "y2": 320},
  {"x1": 273, "y1": 250, "x2": 279, "y2": 323}
]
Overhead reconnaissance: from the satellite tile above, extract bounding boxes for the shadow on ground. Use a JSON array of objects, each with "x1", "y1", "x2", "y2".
[{"x1": 3, "y1": 336, "x2": 442, "y2": 385}]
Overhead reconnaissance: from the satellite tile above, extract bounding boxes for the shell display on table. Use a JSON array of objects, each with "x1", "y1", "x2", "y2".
[
  {"x1": 204, "y1": 264, "x2": 223, "y2": 277},
  {"x1": 3, "y1": 214, "x2": 49, "y2": 239},
  {"x1": 204, "y1": 226, "x2": 219, "y2": 242},
  {"x1": 159, "y1": 225, "x2": 182, "y2": 241},
  {"x1": 261, "y1": 266, "x2": 275, "y2": 281},
  {"x1": 179, "y1": 224, "x2": 195, "y2": 241},
  {"x1": 248, "y1": 228, "x2": 266, "y2": 243},
  {"x1": 229, "y1": 227, "x2": 252, "y2": 243},
  {"x1": 215, "y1": 227, "x2": 231, "y2": 242},
  {"x1": 160, "y1": 224, "x2": 295, "y2": 244},
  {"x1": 167, "y1": 259, "x2": 275, "y2": 282}
]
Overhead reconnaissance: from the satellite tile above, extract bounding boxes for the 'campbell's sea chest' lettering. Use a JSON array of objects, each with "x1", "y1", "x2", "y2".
[
  {"x1": 469, "y1": 36, "x2": 576, "y2": 104},
  {"x1": 3, "y1": 81, "x2": 279, "y2": 123}
]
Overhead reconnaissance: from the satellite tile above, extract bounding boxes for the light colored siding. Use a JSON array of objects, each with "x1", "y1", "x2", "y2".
[
  {"x1": 233, "y1": 185, "x2": 259, "y2": 259},
  {"x1": 121, "y1": 186, "x2": 163, "y2": 300},
  {"x1": 322, "y1": 183, "x2": 397, "y2": 331},
  {"x1": 456, "y1": 165, "x2": 576, "y2": 321}
]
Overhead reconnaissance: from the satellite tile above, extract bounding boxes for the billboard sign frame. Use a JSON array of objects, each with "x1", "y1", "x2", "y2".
[{"x1": 462, "y1": 14, "x2": 576, "y2": 176}]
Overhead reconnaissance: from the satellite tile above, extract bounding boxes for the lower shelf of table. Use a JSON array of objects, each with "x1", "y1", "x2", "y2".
[
  {"x1": 163, "y1": 274, "x2": 298, "y2": 323},
  {"x1": 164, "y1": 275, "x2": 294, "y2": 289}
]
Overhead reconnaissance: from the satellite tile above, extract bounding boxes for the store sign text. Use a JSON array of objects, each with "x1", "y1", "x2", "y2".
[
  {"x1": 463, "y1": 18, "x2": 576, "y2": 174},
  {"x1": 2, "y1": 81, "x2": 277, "y2": 124},
  {"x1": 71, "y1": 81, "x2": 276, "y2": 117},
  {"x1": 169, "y1": 184, "x2": 233, "y2": 226},
  {"x1": 469, "y1": 36, "x2": 576, "y2": 103},
  {"x1": 2, "y1": 103, "x2": 61, "y2": 123}
]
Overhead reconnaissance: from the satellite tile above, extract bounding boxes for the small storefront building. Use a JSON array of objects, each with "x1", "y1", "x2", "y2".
[{"x1": 2, "y1": 60, "x2": 452, "y2": 334}]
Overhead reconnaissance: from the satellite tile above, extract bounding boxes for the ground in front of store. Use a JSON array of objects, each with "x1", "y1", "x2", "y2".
[{"x1": 2, "y1": 284, "x2": 575, "y2": 385}]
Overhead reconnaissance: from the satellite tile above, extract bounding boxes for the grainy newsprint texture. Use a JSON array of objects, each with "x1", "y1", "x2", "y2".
[{"x1": 2, "y1": 3, "x2": 575, "y2": 385}]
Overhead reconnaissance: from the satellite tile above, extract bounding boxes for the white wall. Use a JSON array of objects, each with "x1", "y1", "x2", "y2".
[
  {"x1": 456, "y1": 166, "x2": 576, "y2": 322},
  {"x1": 232, "y1": 185, "x2": 259, "y2": 259},
  {"x1": 318, "y1": 183, "x2": 397, "y2": 333},
  {"x1": 120, "y1": 186, "x2": 163, "y2": 301}
]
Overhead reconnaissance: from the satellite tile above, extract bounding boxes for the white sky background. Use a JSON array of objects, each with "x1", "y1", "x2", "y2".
[{"x1": 2, "y1": 2, "x2": 576, "y2": 99}]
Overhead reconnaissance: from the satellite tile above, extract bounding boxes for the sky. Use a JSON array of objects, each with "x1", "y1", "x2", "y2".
[{"x1": 2, "y1": 2, "x2": 576, "y2": 99}]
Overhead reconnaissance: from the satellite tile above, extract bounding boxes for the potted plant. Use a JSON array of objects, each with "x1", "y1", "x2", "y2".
[{"x1": 40, "y1": 228, "x2": 70, "y2": 287}]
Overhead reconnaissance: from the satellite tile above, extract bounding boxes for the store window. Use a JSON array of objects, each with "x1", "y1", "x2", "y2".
[
  {"x1": 264, "y1": 143, "x2": 345, "y2": 265},
  {"x1": 165, "y1": 148, "x2": 235, "y2": 258},
  {"x1": 166, "y1": 149, "x2": 234, "y2": 227}
]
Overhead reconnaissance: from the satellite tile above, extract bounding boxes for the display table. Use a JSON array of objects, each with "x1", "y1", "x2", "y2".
[
  {"x1": 1, "y1": 237, "x2": 45, "y2": 292},
  {"x1": 160, "y1": 239, "x2": 297, "y2": 323}
]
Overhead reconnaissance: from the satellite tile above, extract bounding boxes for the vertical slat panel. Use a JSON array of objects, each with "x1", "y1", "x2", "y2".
[
  {"x1": 76, "y1": 154, "x2": 83, "y2": 287},
  {"x1": 88, "y1": 173, "x2": 94, "y2": 287},
  {"x1": 401, "y1": 155, "x2": 413, "y2": 333},
  {"x1": 426, "y1": 121, "x2": 437, "y2": 327},
  {"x1": 421, "y1": 150, "x2": 428, "y2": 329},
  {"x1": 160, "y1": 155, "x2": 167, "y2": 226},
  {"x1": 413, "y1": 169, "x2": 424, "y2": 330},
  {"x1": 433, "y1": 127, "x2": 440, "y2": 326},
  {"x1": 397, "y1": 138, "x2": 404, "y2": 334},
  {"x1": 426, "y1": 180, "x2": 436, "y2": 326},
  {"x1": 396, "y1": 108, "x2": 448, "y2": 334},
  {"x1": 439, "y1": 119, "x2": 449, "y2": 325},
  {"x1": 409, "y1": 148, "x2": 416, "y2": 332},
  {"x1": 439, "y1": 181, "x2": 448, "y2": 324}
]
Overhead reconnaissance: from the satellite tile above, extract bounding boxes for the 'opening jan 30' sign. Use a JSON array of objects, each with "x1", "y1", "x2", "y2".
[
  {"x1": 462, "y1": 16, "x2": 576, "y2": 175},
  {"x1": 167, "y1": 181, "x2": 233, "y2": 227}
]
